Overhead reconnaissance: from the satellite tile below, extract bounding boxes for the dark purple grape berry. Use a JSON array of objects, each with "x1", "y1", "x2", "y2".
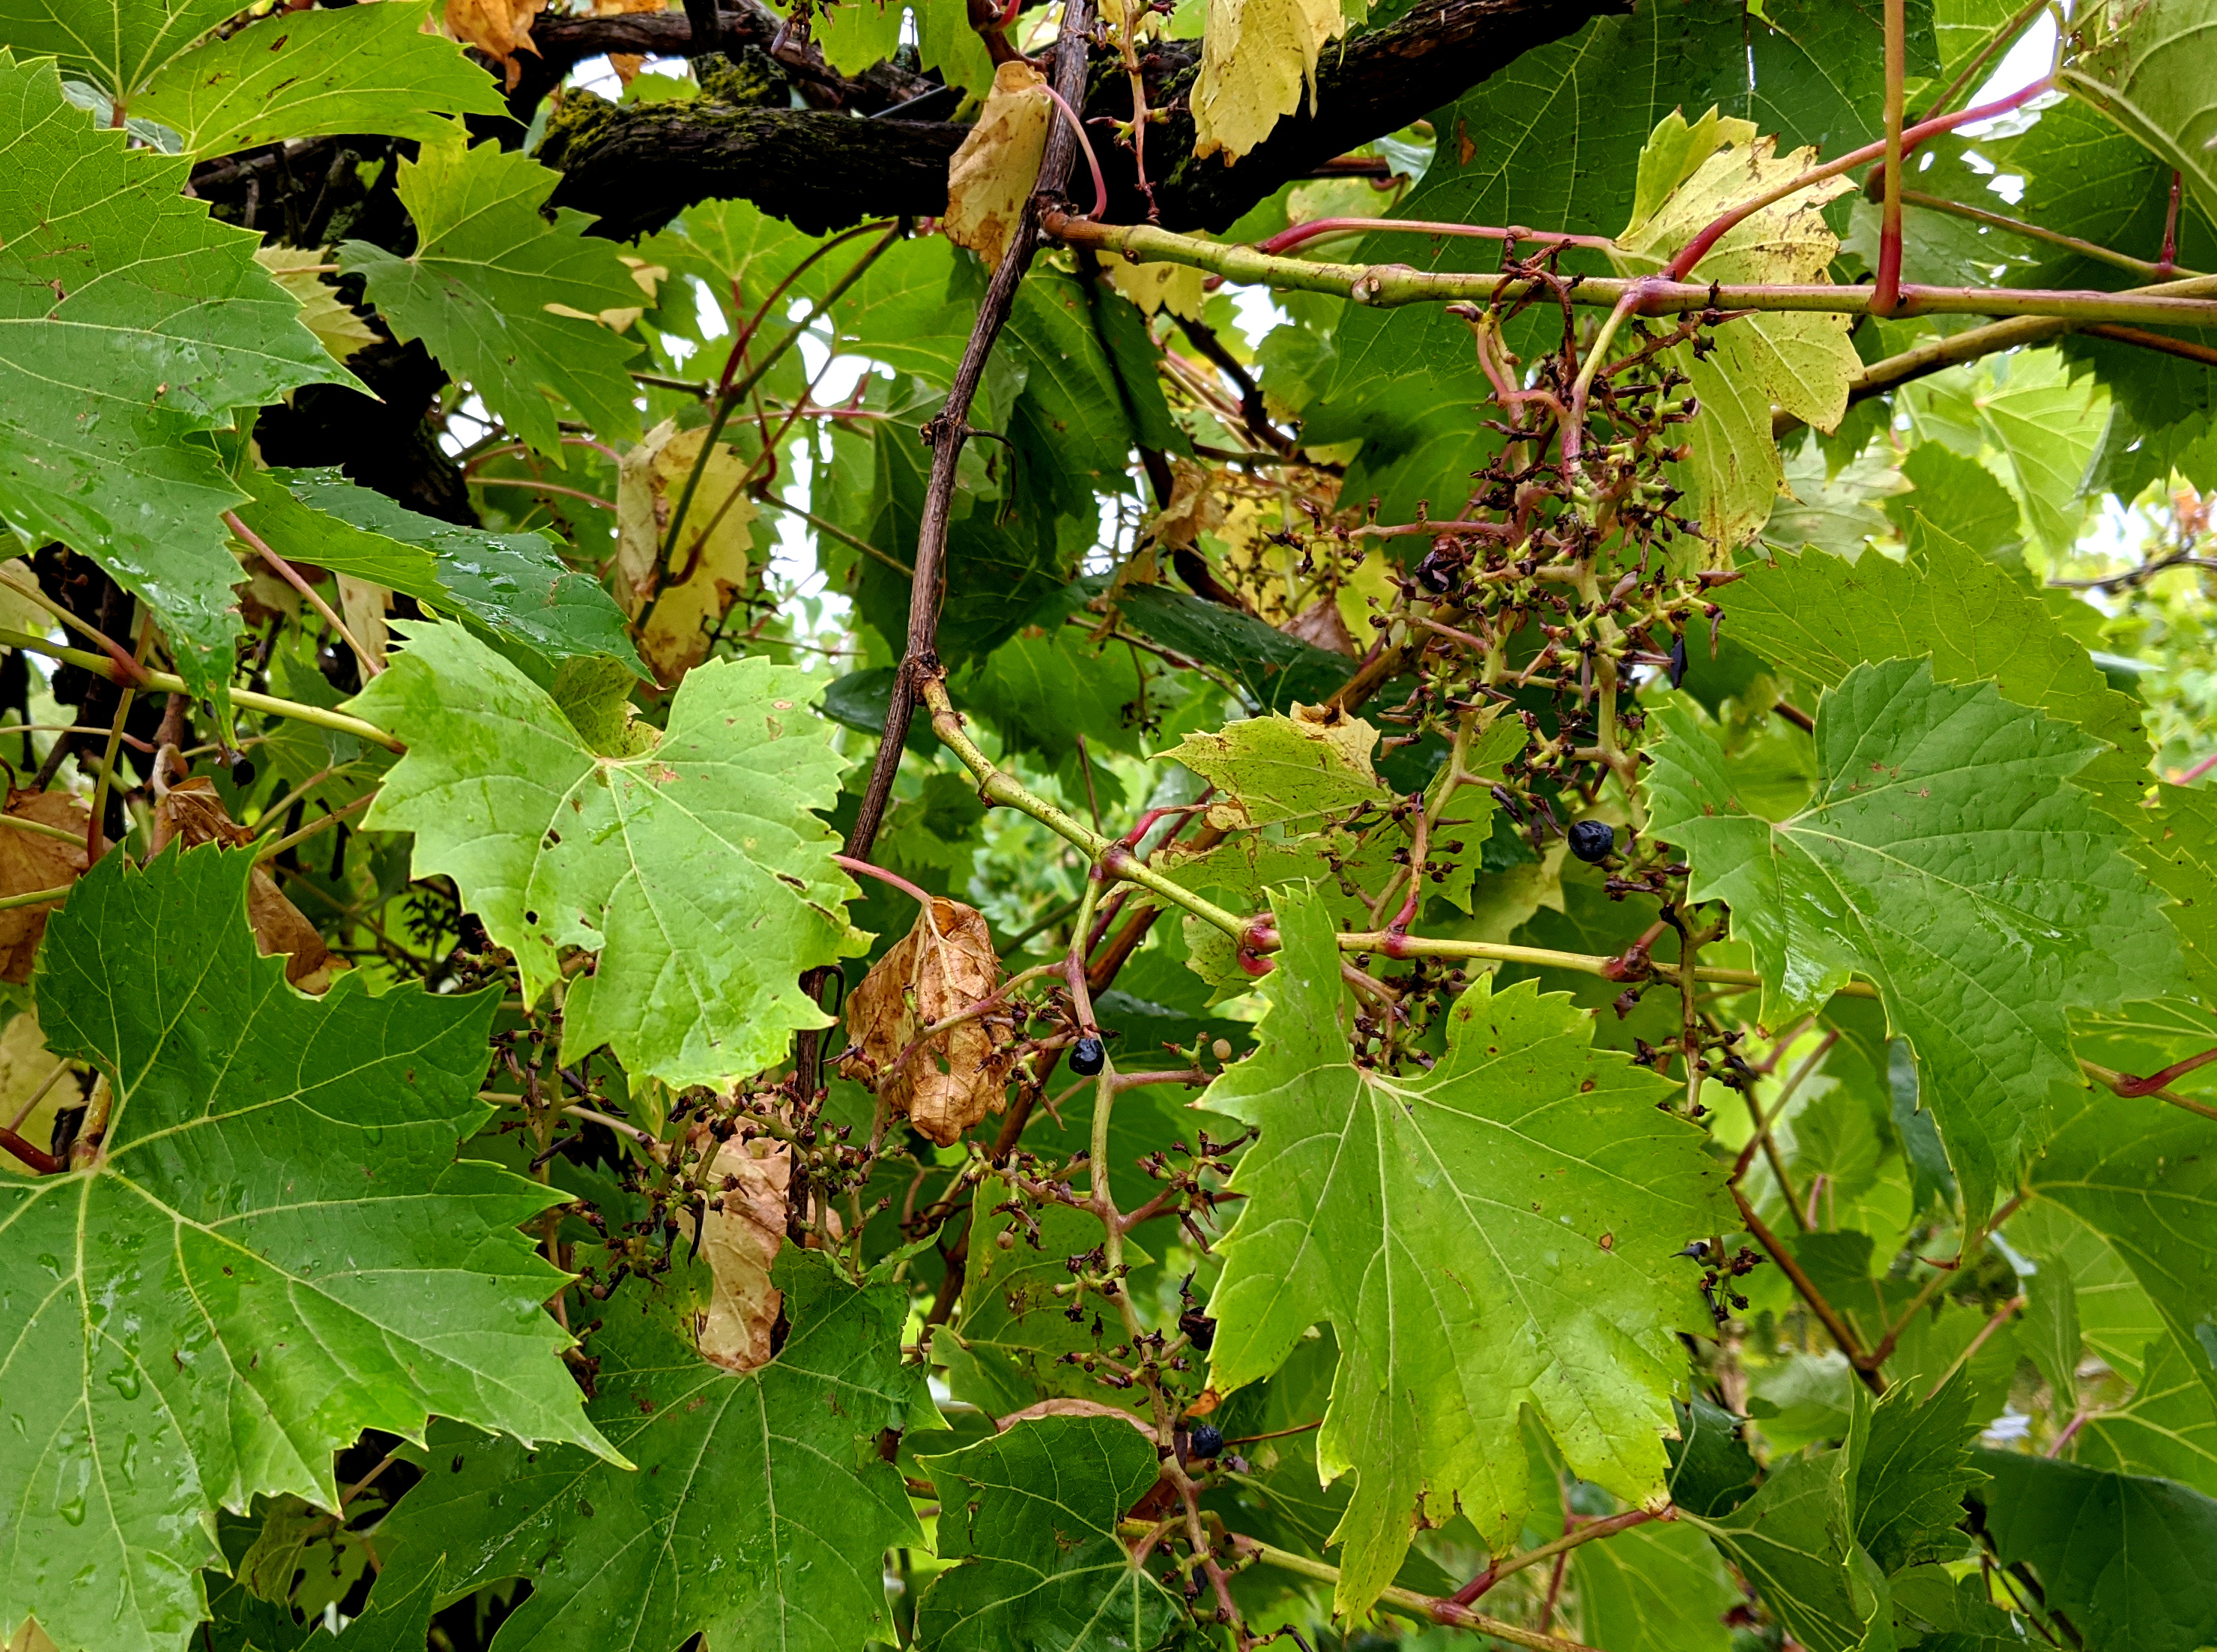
[
  {"x1": 1186, "y1": 1421, "x2": 1224, "y2": 1459},
  {"x1": 1567, "y1": 820, "x2": 1615, "y2": 864},
  {"x1": 1071, "y1": 1035, "x2": 1105, "y2": 1077},
  {"x1": 229, "y1": 755, "x2": 256, "y2": 788}
]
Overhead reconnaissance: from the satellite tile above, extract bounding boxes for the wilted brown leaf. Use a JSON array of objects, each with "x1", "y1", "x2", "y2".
[
  {"x1": 944, "y1": 60, "x2": 1052, "y2": 270},
  {"x1": 996, "y1": 1396, "x2": 1155, "y2": 1435},
  {"x1": 695, "y1": 1137, "x2": 790, "y2": 1373},
  {"x1": 1283, "y1": 594, "x2": 1356, "y2": 656},
  {"x1": 838, "y1": 898, "x2": 1014, "y2": 1147},
  {"x1": 154, "y1": 780, "x2": 340, "y2": 994},
  {"x1": 444, "y1": 0, "x2": 544, "y2": 84},
  {"x1": 1148, "y1": 459, "x2": 1227, "y2": 550},
  {"x1": 0, "y1": 791, "x2": 89, "y2": 984}
]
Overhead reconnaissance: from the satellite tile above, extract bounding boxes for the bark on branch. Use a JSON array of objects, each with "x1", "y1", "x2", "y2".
[{"x1": 539, "y1": 0, "x2": 1627, "y2": 238}]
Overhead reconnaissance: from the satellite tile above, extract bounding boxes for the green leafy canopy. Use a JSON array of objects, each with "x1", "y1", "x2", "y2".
[{"x1": 0, "y1": 3, "x2": 2211, "y2": 1651}]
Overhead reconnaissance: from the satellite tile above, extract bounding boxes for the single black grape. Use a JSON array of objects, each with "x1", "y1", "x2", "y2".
[
  {"x1": 229, "y1": 755, "x2": 256, "y2": 788},
  {"x1": 1567, "y1": 820, "x2": 1615, "y2": 864},
  {"x1": 1186, "y1": 1421, "x2": 1224, "y2": 1459},
  {"x1": 1071, "y1": 1035, "x2": 1105, "y2": 1076}
]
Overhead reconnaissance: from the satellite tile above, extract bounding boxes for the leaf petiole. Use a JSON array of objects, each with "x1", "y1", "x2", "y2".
[{"x1": 0, "y1": 629, "x2": 406, "y2": 754}]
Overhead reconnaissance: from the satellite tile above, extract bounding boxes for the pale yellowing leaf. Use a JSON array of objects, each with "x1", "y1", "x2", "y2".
[
  {"x1": 1108, "y1": 255, "x2": 1206, "y2": 320},
  {"x1": 1191, "y1": 0, "x2": 1350, "y2": 163},
  {"x1": 615, "y1": 419, "x2": 757, "y2": 682},
  {"x1": 1609, "y1": 108, "x2": 1861, "y2": 554},
  {"x1": 945, "y1": 60, "x2": 1053, "y2": 270},
  {"x1": 253, "y1": 244, "x2": 378, "y2": 365},
  {"x1": 1162, "y1": 702, "x2": 1387, "y2": 830}
]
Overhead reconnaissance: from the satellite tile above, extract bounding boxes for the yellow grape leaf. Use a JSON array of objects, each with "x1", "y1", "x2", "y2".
[
  {"x1": 945, "y1": 60, "x2": 1052, "y2": 270},
  {"x1": 1163, "y1": 701, "x2": 1386, "y2": 830},
  {"x1": 616, "y1": 419, "x2": 757, "y2": 681},
  {"x1": 1608, "y1": 108, "x2": 1860, "y2": 555},
  {"x1": 1109, "y1": 255, "x2": 1206, "y2": 319},
  {"x1": 255, "y1": 245, "x2": 377, "y2": 365},
  {"x1": 1191, "y1": 0, "x2": 1351, "y2": 164}
]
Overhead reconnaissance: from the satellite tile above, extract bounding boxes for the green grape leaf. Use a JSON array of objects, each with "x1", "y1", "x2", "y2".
[
  {"x1": 0, "y1": 51, "x2": 347, "y2": 698},
  {"x1": 1976, "y1": 1449, "x2": 2217, "y2": 1652},
  {"x1": 0, "y1": 846, "x2": 605, "y2": 1652},
  {"x1": 235, "y1": 468, "x2": 644, "y2": 672},
  {"x1": 1717, "y1": 529, "x2": 2153, "y2": 816},
  {"x1": 1973, "y1": 348, "x2": 2108, "y2": 560},
  {"x1": 2079, "y1": 1334, "x2": 2217, "y2": 1498},
  {"x1": 1885, "y1": 444, "x2": 2024, "y2": 561},
  {"x1": 135, "y1": 4, "x2": 503, "y2": 160},
  {"x1": 1852, "y1": 1374, "x2": 1985, "y2": 1574},
  {"x1": 1667, "y1": 1397, "x2": 1762, "y2": 1518},
  {"x1": 1080, "y1": 578, "x2": 1352, "y2": 712},
  {"x1": 1200, "y1": 887, "x2": 1731, "y2": 1614},
  {"x1": 2061, "y1": 0, "x2": 2217, "y2": 224},
  {"x1": 1889, "y1": 1560, "x2": 2024, "y2": 1651},
  {"x1": 1162, "y1": 707, "x2": 1387, "y2": 829},
  {"x1": 1762, "y1": 441, "x2": 1902, "y2": 562},
  {"x1": 1609, "y1": 108, "x2": 1862, "y2": 554},
  {"x1": 956, "y1": 599, "x2": 1149, "y2": 768},
  {"x1": 2020, "y1": 1243, "x2": 2085, "y2": 1412},
  {"x1": 1645, "y1": 659, "x2": 2177, "y2": 1220},
  {"x1": 0, "y1": 0, "x2": 234, "y2": 99},
  {"x1": 351, "y1": 621, "x2": 865, "y2": 1089},
  {"x1": 363, "y1": 1253, "x2": 927, "y2": 1652},
  {"x1": 1003, "y1": 267, "x2": 1163, "y2": 504},
  {"x1": 340, "y1": 128, "x2": 643, "y2": 462},
  {"x1": 2024, "y1": 1083, "x2": 2217, "y2": 1412},
  {"x1": 1574, "y1": 1518, "x2": 1741, "y2": 1652},
  {"x1": 2137, "y1": 781, "x2": 2217, "y2": 1002},
  {"x1": 916, "y1": 1414, "x2": 1182, "y2": 1652},
  {"x1": 1687, "y1": 1450, "x2": 1878, "y2": 1652}
]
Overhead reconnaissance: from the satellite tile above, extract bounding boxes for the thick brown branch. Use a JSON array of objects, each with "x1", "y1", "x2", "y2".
[
  {"x1": 543, "y1": 0, "x2": 1626, "y2": 237},
  {"x1": 508, "y1": 1, "x2": 933, "y2": 116}
]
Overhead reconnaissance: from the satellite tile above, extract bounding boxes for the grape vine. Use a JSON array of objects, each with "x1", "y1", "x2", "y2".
[{"x1": 0, "y1": 1, "x2": 2212, "y2": 1651}]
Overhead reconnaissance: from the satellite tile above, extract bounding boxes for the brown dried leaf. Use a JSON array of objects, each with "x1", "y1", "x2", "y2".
[
  {"x1": 1282, "y1": 595, "x2": 1357, "y2": 656},
  {"x1": 444, "y1": 0, "x2": 544, "y2": 83},
  {"x1": 0, "y1": 791, "x2": 89, "y2": 984},
  {"x1": 837, "y1": 898, "x2": 1013, "y2": 1147},
  {"x1": 696, "y1": 1137, "x2": 790, "y2": 1373},
  {"x1": 1147, "y1": 458, "x2": 1227, "y2": 550},
  {"x1": 943, "y1": 60, "x2": 1051, "y2": 270},
  {"x1": 154, "y1": 780, "x2": 340, "y2": 994},
  {"x1": 996, "y1": 1397, "x2": 1155, "y2": 1436}
]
